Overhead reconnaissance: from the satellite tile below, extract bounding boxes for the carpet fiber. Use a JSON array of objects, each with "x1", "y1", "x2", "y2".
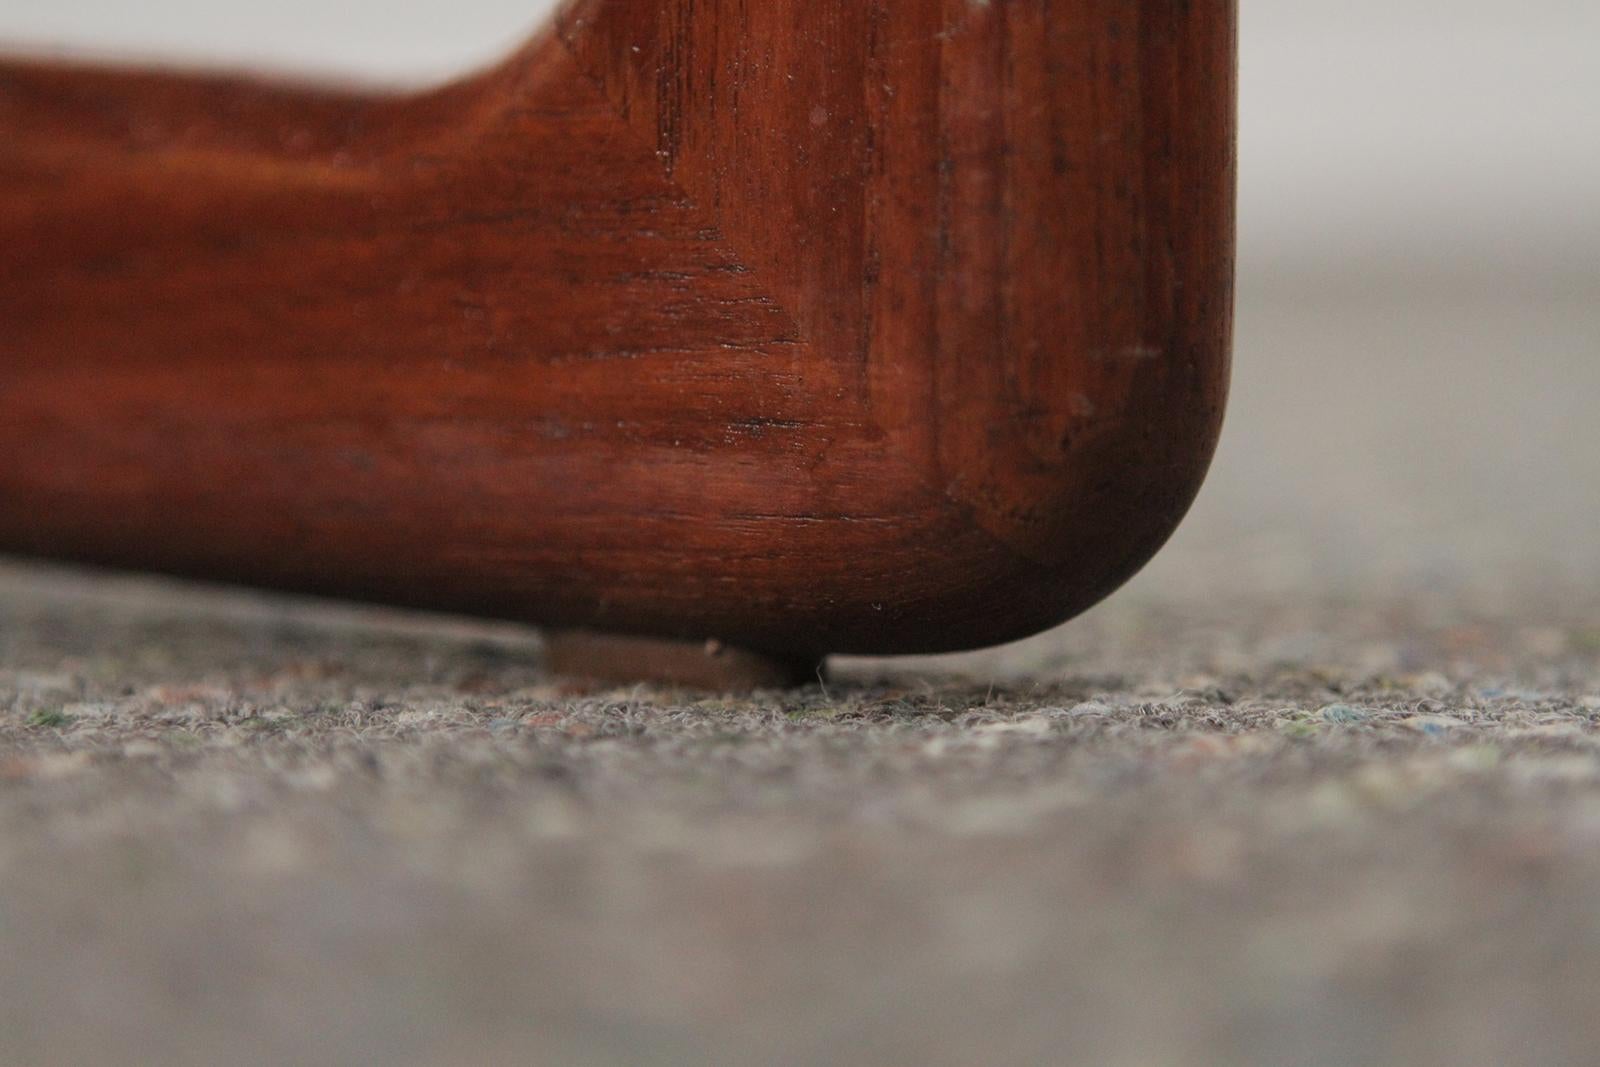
[{"x1": 3, "y1": 566, "x2": 1599, "y2": 1065}]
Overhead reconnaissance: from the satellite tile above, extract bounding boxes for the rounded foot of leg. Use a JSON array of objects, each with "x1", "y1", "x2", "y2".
[{"x1": 544, "y1": 631, "x2": 821, "y2": 690}]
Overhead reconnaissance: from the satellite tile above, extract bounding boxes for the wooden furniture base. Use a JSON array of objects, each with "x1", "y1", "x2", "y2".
[
  {"x1": 545, "y1": 632, "x2": 820, "y2": 691},
  {"x1": 0, "y1": 1, "x2": 1235, "y2": 666}
]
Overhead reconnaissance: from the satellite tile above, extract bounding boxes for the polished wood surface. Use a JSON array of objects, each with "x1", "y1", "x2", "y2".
[{"x1": 0, "y1": 0, "x2": 1235, "y2": 658}]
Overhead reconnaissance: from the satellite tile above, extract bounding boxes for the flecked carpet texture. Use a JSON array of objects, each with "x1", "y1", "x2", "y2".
[{"x1": 2, "y1": 280, "x2": 1597, "y2": 1064}]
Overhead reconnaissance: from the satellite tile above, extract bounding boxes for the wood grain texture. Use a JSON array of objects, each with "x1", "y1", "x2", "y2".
[{"x1": 0, "y1": 0, "x2": 1235, "y2": 657}]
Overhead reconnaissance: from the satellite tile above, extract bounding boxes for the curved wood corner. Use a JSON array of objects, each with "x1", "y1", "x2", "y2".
[{"x1": 0, "y1": 0, "x2": 1235, "y2": 657}]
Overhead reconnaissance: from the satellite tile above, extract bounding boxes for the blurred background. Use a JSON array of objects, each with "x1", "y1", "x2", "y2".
[{"x1": 2, "y1": 0, "x2": 1596, "y2": 609}]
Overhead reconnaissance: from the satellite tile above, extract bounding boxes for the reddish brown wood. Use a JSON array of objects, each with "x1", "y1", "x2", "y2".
[{"x1": 0, "y1": 0, "x2": 1235, "y2": 659}]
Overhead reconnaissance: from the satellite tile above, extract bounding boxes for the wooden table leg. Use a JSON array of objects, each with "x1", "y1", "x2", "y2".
[{"x1": 0, "y1": 1, "x2": 1235, "y2": 679}]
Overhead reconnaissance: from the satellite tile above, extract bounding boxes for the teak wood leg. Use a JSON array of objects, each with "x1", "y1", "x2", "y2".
[{"x1": 0, "y1": 1, "x2": 1236, "y2": 680}]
